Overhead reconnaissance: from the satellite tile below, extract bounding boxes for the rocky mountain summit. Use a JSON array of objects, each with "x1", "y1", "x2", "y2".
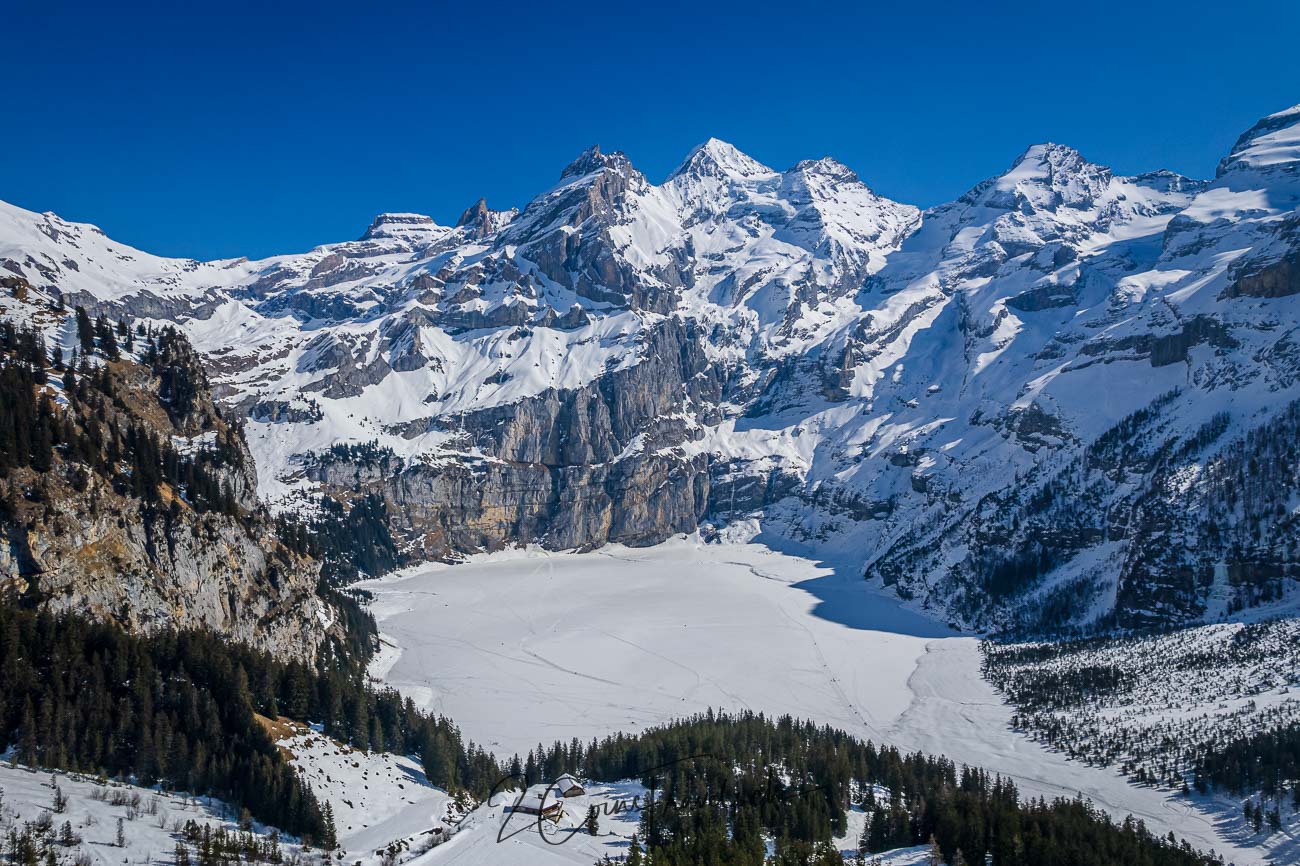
[{"x1": 3, "y1": 104, "x2": 1299, "y2": 634}]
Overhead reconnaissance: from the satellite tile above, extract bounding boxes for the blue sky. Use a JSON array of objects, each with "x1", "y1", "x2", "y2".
[{"x1": 3, "y1": 0, "x2": 1297, "y2": 260}]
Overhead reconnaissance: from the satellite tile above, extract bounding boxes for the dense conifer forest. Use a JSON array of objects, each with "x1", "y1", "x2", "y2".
[
  {"x1": 275, "y1": 494, "x2": 398, "y2": 589},
  {"x1": 0, "y1": 602, "x2": 503, "y2": 847},
  {"x1": 502, "y1": 713, "x2": 1223, "y2": 866},
  {"x1": 273, "y1": 495, "x2": 397, "y2": 667},
  {"x1": 1193, "y1": 723, "x2": 1300, "y2": 802},
  {"x1": 0, "y1": 603, "x2": 334, "y2": 845}
]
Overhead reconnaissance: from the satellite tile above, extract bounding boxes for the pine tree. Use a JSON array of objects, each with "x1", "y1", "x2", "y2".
[
  {"x1": 586, "y1": 804, "x2": 599, "y2": 836},
  {"x1": 74, "y1": 307, "x2": 95, "y2": 353},
  {"x1": 16, "y1": 698, "x2": 38, "y2": 765},
  {"x1": 94, "y1": 314, "x2": 119, "y2": 360},
  {"x1": 321, "y1": 801, "x2": 337, "y2": 849}
]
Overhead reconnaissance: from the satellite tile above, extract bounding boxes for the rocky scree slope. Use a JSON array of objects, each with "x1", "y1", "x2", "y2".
[{"x1": 4, "y1": 106, "x2": 1300, "y2": 634}]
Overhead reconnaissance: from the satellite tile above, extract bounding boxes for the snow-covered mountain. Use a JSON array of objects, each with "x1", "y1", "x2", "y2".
[{"x1": 4, "y1": 104, "x2": 1299, "y2": 634}]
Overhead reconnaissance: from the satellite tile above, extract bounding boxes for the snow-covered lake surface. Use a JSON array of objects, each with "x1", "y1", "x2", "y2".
[{"x1": 359, "y1": 537, "x2": 1264, "y2": 865}]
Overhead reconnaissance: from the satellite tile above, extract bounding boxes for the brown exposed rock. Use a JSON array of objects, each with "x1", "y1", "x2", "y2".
[{"x1": 1222, "y1": 251, "x2": 1300, "y2": 299}]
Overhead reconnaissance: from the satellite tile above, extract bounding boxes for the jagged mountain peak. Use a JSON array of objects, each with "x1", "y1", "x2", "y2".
[
  {"x1": 1006, "y1": 142, "x2": 1106, "y2": 185},
  {"x1": 454, "y1": 198, "x2": 517, "y2": 240},
  {"x1": 455, "y1": 198, "x2": 489, "y2": 228},
  {"x1": 559, "y1": 143, "x2": 603, "y2": 178},
  {"x1": 558, "y1": 144, "x2": 638, "y2": 181},
  {"x1": 1010, "y1": 140, "x2": 1085, "y2": 165},
  {"x1": 781, "y1": 157, "x2": 910, "y2": 214},
  {"x1": 957, "y1": 141, "x2": 1112, "y2": 211},
  {"x1": 776, "y1": 157, "x2": 920, "y2": 263},
  {"x1": 787, "y1": 156, "x2": 861, "y2": 184},
  {"x1": 670, "y1": 137, "x2": 774, "y2": 181}
]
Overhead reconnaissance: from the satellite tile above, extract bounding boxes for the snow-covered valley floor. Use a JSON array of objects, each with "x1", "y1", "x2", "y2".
[{"x1": 359, "y1": 536, "x2": 1269, "y2": 865}]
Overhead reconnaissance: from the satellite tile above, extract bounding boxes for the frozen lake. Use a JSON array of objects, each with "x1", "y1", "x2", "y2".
[{"x1": 360, "y1": 537, "x2": 1259, "y2": 864}]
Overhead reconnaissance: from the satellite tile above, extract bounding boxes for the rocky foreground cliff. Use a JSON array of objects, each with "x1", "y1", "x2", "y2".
[
  {"x1": 2, "y1": 105, "x2": 1299, "y2": 635},
  {"x1": 0, "y1": 278, "x2": 337, "y2": 658}
]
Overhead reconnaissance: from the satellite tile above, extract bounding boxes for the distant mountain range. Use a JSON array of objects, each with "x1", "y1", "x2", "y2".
[{"x1": 3, "y1": 103, "x2": 1298, "y2": 635}]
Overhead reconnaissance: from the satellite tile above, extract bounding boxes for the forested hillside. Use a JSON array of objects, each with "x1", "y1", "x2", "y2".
[
  {"x1": 0, "y1": 600, "x2": 505, "y2": 847},
  {"x1": 0, "y1": 279, "x2": 336, "y2": 659},
  {"x1": 498, "y1": 712, "x2": 1223, "y2": 866},
  {"x1": 983, "y1": 619, "x2": 1300, "y2": 847}
]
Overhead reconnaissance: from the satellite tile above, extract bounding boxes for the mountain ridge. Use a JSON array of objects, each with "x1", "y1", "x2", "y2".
[{"x1": 3, "y1": 104, "x2": 1299, "y2": 634}]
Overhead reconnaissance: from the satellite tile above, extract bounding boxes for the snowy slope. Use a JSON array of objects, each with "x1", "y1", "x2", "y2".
[
  {"x1": 0, "y1": 761, "x2": 311, "y2": 864},
  {"x1": 274, "y1": 723, "x2": 455, "y2": 864}
]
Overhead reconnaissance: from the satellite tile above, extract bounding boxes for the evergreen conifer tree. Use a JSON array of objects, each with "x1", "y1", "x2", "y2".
[{"x1": 74, "y1": 307, "x2": 95, "y2": 354}]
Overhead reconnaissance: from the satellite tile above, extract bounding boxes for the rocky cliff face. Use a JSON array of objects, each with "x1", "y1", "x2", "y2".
[
  {"x1": 2, "y1": 461, "x2": 326, "y2": 657},
  {"x1": 3, "y1": 104, "x2": 1300, "y2": 635},
  {"x1": 303, "y1": 316, "x2": 721, "y2": 557},
  {"x1": 0, "y1": 282, "x2": 333, "y2": 659}
]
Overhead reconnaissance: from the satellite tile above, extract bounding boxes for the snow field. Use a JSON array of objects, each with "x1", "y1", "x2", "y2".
[{"x1": 359, "y1": 537, "x2": 1266, "y2": 864}]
